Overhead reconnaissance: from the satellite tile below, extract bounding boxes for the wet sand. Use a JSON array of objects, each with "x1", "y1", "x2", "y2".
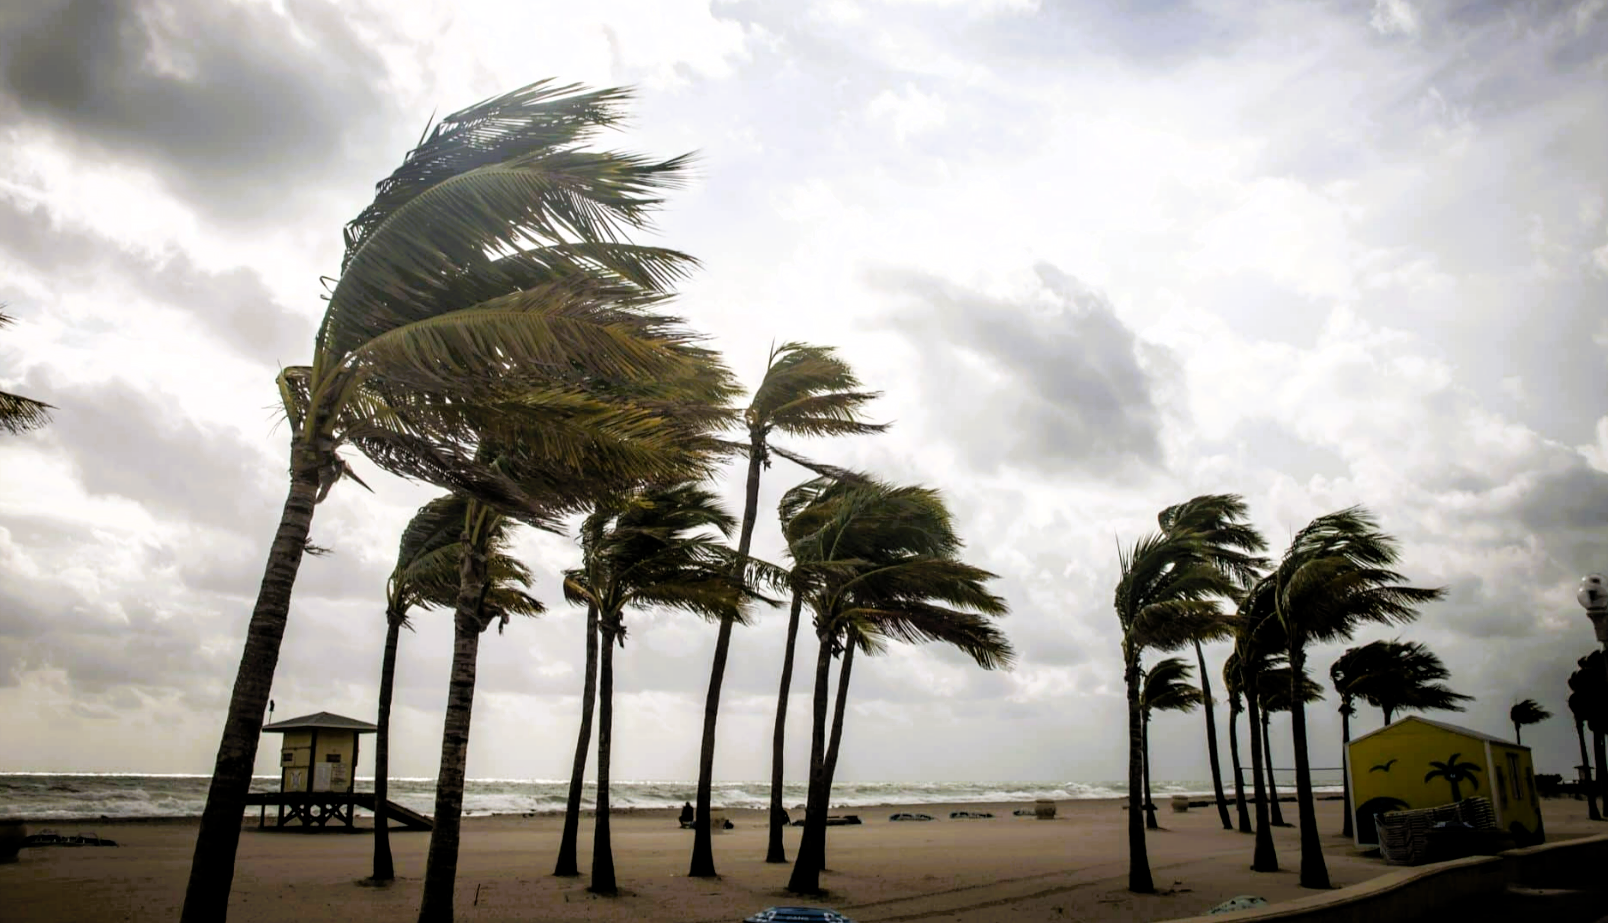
[{"x1": 5, "y1": 797, "x2": 1603, "y2": 921}]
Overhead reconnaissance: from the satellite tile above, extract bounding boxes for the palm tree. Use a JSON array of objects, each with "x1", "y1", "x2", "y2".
[
  {"x1": 1258, "y1": 660, "x2": 1323, "y2": 828},
  {"x1": 1114, "y1": 494, "x2": 1264, "y2": 893},
  {"x1": 181, "y1": 81, "x2": 719, "y2": 923},
  {"x1": 1510, "y1": 699, "x2": 1551, "y2": 746},
  {"x1": 691, "y1": 343, "x2": 886, "y2": 877},
  {"x1": 786, "y1": 477, "x2": 1011, "y2": 895},
  {"x1": 1140, "y1": 657, "x2": 1203, "y2": 829},
  {"x1": 1567, "y1": 688, "x2": 1601, "y2": 820},
  {"x1": 561, "y1": 482, "x2": 754, "y2": 895},
  {"x1": 1233, "y1": 574, "x2": 1290, "y2": 872},
  {"x1": 1222, "y1": 651, "x2": 1253, "y2": 833},
  {"x1": 1424, "y1": 754, "x2": 1482, "y2": 802},
  {"x1": 0, "y1": 308, "x2": 52, "y2": 435},
  {"x1": 374, "y1": 494, "x2": 540, "y2": 882},
  {"x1": 1569, "y1": 653, "x2": 1608, "y2": 818},
  {"x1": 552, "y1": 593, "x2": 599, "y2": 878}
]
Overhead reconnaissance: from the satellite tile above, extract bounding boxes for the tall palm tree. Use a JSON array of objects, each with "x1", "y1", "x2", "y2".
[
  {"x1": 1569, "y1": 653, "x2": 1608, "y2": 818},
  {"x1": 1258, "y1": 660, "x2": 1323, "y2": 828},
  {"x1": 1156, "y1": 498, "x2": 1266, "y2": 833},
  {"x1": 690, "y1": 343, "x2": 886, "y2": 878},
  {"x1": 1115, "y1": 495, "x2": 1262, "y2": 893},
  {"x1": 1269, "y1": 506, "x2": 1446, "y2": 889},
  {"x1": 1510, "y1": 699, "x2": 1551, "y2": 746},
  {"x1": 1567, "y1": 688, "x2": 1601, "y2": 820},
  {"x1": 0, "y1": 308, "x2": 52, "y2": 435},
  {"x1": 181, "y1": 81, "x2": 717, "y2": 923},
  {"x1": 1140, "y1": 657, "x2": 1203, "y2": 829},
  {"x1": 561, "y1": 482, "x2": 755, "y2": 895},
  {"x1": 552, "y1": 592, "x2": 599, "y2": 878},
  {"x1": 1233, "y1": 575, "x2": 1284, "y2": 872},
  {"x1": 374, "y1": 494, "x2": 540, "y2": 882},
  {"x1": 1222, "y1": 651, "x2": 1253, "y2": 833},
  {"x1": 786, "y1": 478, "x2": 1011, "y2": 895}
]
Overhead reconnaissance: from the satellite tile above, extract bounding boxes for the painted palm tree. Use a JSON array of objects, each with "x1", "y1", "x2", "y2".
[
  {"x1": 1267, "y1": 506, "x2": 1446, "y2": 889},
  {"x1": 373, "y1": 494, "x2": 541, "y2": 882},
  {"x1": 0, "y1": 308, "x2": 52, "y2": 434},
  {"x1": 182, "y1": 81, "x2": 722, "y2": 923},
  {"x1": 691, "y1": 342, "x2": 886, "y2": 877},
  {"x1": 1140, "y1": 657, "x2": 1203, "y2": 829},
  {"x1": 1424, "y1": 754, "x2": 1482, "y2": 802},
  {"x1": 561, "y1": 482, "x2": 760, "y2": 895},
  {"x1": 1510, "y1": 699, "x2": 1551, "y2": 746},
  {"x1": 1156, "y1": 497, "x2": 1266, "y2": 833},
  {"x1": 1222, "y1": 650, "x2": 1253, "y2": 833},
  {"x1": 1114, "y1": 494, "x2": 1263, "y2": 893},
  {"x1": 1567, "y1": 688, "x2": 1601, "y2": 821},
  {"x1": 786, "y1": 477, "x2": 1011, "y2": 895}
]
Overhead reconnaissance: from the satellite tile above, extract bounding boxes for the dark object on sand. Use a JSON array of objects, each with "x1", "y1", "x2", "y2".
[
  {"x1": 790, "y1": 815, "x2": 860, "y2": 827},
  {"x1": 0, "y1": 820, "x2": 24, "y2": 863},
  {"x1": 949, "y1": 811, "x2": 993, "y2": 819},
  {"x1": 1208, "y1": 896, "x2": 1267, "y2": 914},
  {"x1": 1012, "y1": 808, "x2": 1035, "y2": 816},
  {"x1": 888, "y1": 812, "x2": 933, "y2": 822},
  {"x1": 744, "y1": 907, "x2": 857, "y2": 922},
  {"x1": 20, "y1": 829, "x2": 118, "y2": 848},
  {"x1": 679, "y1": 802, "x2": 695, "y2": 829}
]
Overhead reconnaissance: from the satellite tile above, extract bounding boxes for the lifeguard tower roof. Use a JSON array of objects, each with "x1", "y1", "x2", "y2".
[{"x1": 261, "y1": 711, "x2": 376, "y2": 733}]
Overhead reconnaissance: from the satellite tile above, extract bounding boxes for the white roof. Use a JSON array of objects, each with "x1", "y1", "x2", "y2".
[{"x1": 1347, "y1": 714, "x2": 1527, "y2": 750}]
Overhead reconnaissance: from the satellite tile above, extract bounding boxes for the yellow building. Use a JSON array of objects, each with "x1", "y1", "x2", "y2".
[
  {"x1": 1347, "y1": 715, "x2": 1543, "y2": 848},
  {"x1": 259, "y1": 711, "x2": 376, "y2": 828}
]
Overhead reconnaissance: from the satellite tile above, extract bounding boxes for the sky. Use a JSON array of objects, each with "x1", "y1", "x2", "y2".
[{"x1": 0, "y1": 0, "x2": 1605, "y2": 790}]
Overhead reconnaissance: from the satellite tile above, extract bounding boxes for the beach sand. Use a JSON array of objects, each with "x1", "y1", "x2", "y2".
[{"x1": 6, "y1": 797, "x2": 1603, "y2": 922}]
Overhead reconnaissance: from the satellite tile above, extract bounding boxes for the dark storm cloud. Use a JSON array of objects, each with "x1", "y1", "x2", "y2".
[
  {"x1": 0, "y1": 0, "x2": 403, "y2": 224},
  {"x1": 0, "y1": 199, "x2": 314, "y2": 364},
  {"x1": 23, "y1": 372, "x2": 283, "y2": 536},
  {"x1": 1513, "y1": 462, "x2": 1608, "y2": 534},
  {"x1": 866, "y1": 262, "x2": 1168, "y2": 478}
]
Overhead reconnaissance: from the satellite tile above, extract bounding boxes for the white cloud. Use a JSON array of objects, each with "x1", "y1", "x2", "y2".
[
  {"x1": 1370, "y1": 0, "x2": 1421, "y2": 37},
  {"x1": 866, "y1": 82, "x2": 948, "y2": 142}
]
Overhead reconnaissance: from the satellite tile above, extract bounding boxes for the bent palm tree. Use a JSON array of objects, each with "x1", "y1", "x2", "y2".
[
  {"x1": 787, "y1": 477, "x2": 1011, "y2": 895},
  {"x1": 1222, "y1": 651, "x2": 1253, "y2": 833},
  {"x1": 0, "y1": 308, "x2": 53, "y2": 434},
  {"x1": 182, "y1": 81, "x2": 719, "y2": 923},
  {"x1": 1348, "y1": 640, "x2": 1470, "y2": 725},
  {"x1": 1115, "y1": 495, "x2": 1263, "y2": 893},
  {"x1": 563, "y1": 482, "x2": 757, "y2": 895},
  {"x1": 1233, "y1": 576, "x2": 1283, "y2": 871},
  {"x1": 374, "y1": 494, "x2": 540, "y2": 882},
  {"x1": 1270, "y1": 506, "x2": 1446, "y2": 889},
  {"x1": 1568, "y1": 688, "x2": 1602, "y2": 820},
  {"x1": 1425, "y1": 754, "x2": 1482, "y2": 802},
  {"x1": 692, "y1": 342, "x2": 886, "y2": 876},
  {"x1": 1140, "y1": 657, "x2": 1202, "y2": 829},
  {"x1": 1510, "y1": 699, "x2": 1551, "y2": 746}
]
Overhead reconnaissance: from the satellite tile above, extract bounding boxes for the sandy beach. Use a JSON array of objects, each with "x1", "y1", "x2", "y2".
[{"x1": 7, "y1": 796, "x2": 1603, "y2": 922}]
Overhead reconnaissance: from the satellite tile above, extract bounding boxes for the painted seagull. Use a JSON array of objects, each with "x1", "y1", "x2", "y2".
[{"x1": 1370, "y1": 759, "x2": 1398, "y2": 773}]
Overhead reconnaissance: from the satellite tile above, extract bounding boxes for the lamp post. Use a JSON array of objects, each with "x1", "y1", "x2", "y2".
[{"x1": 1581, "y1": 575, "x2": 1608, "y2": 684}]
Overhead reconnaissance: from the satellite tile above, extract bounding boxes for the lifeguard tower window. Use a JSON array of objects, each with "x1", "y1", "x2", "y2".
[
  {"x1": 327, "y1": 754, "x2": 342, "y2": 762},
  {"x1": 281, "y1": 751, "x2": 293, "y2": 765}
]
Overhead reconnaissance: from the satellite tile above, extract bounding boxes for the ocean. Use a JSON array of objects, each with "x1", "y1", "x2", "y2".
[{"x1": 0, "y1": 774, "x2": 1345, "y2": 822}]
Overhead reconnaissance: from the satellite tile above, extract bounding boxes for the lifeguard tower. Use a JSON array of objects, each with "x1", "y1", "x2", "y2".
[{"x1": 247, "y1": 711, "x2": 432, "y2": 832}]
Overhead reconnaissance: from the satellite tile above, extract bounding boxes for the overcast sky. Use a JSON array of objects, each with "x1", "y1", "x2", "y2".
[{"x1": 1, "y1": 0, "x2": 1606, "y2": 790}]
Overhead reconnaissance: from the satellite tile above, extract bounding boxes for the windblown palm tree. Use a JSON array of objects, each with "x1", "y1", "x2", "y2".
[
  {"x1": 1233, "y1": 574, "x2": 1287, "y2": 871},
  {"x1": 692, "y1": 342, "x2": 886, "y2": 877},
  {"x1": 1222, "y1": 651, "x2": 1253, "y2": 833},
  {"x1": 1267, "y1": 506, "x2": 1446, "y2": 889},
  {"x1": 1140, "y1": 657, "x2": 1203, "y2": 830},
  {"x1": 373, "y1": 494, "x2": 541, "y2": 882},
  {"x1": 1424, "y1": 754, "x2": 1482, "y2": 802},
  {"x1": 1116, "y1": 495, "x2": 1263, "y2": 893},
  {"x1": 562, "y1": 482, "x2": 758, "y2": 895},
  {"x1": 1569, "y1": 654, "x2": 1608, "y2": 820},
  {"x1": 1567, "y1": 687, "x2": 1602, "y2": 821},
  {"x1": 786, "y1": 477, "x2": 1011, "y2": 895},
  {"x1": 0, "y1": 308, "x2": 52, "y2": 435},
  {"x1": 180, "y1": 81, "x2": 730, "y2": 923},
  {"x1": 1257, "y1": 659, "x2": 1323, "y2": 830},
  {"x1": 1510, "y1": 699, "x2": 1551, "y2": 746}
]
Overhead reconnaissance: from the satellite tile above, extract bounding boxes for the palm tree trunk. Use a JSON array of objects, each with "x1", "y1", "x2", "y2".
[
  {"x1": 1243, "y1": 665, "x2": 1278, "y2": 872},
  {"x1": 1382, "y1": 706, "x2": 1394, "y2": 725},
  {"x1": 1142, "y1": 711, "x2": 1157, "y2": 831},
  {"x1": 554, "y1": 601, "x2": 600, "y2": 877},
  {"x1": 1288, "y1": 645, "x2": 1330, "y2": 889},
  {"x1": 690, "y1": 432, "x2": 765, "y2": 879},
  {"x1": 1194, "y1": 640, "x2": 1232, "y2": 831},
  {"x1": 1125, "y1": 650, "x2": 1154, "y2": 893},
  {"x1": 813, "y1": 637, "x2": 856, "y2": 874},
  {"x1": 372, "y1": 611, "x2": 403, "y2": 882},
  {"x1": 1515, "y1": 723, "x2": 1522, "y2": 746},
  {"x1": 1594, "y1": 730, "x2": 1607, "y2": 823},
  {"x1": 1339, "y1": 708, "x2": 1354, "y2": 839},
  {"x1": 787, "y1": 632, "x2": 834, "y2": 895},
  {"x1": 416, "y1": 532, "x2": 490, "y2": 923},
  {"x1": 590, "y1": 626, "x2": 617, "y2": 896},
  {"x1": 767, "y1": 588, "x2": 805, "y2": 863},
  {"x1": 1262, "y1": 712, "x2": 1286, "y2": 826},
  {"x1": 180, "y1": 461, "x2": 321, "y2": 923},
  {"x1": 1228, "y1": 702, "x2": 1252, "y2": 833},
  {"x1": 1575, "y1": 719, "x2": 1600, "y2": 821}
]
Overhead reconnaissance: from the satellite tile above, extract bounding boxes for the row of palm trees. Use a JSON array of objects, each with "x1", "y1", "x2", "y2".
[
  {"x1": 177, "y1": 80, "x2": 1010, "y2": 923},
  {"x1": 1116, "y1": 495, "x2": 1450, "y2": 892}
]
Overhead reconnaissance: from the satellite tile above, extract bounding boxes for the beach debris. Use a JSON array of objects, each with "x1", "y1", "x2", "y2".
[
  {"x1": 949, "y1": 810, "x2": 993, "y2": 819},
  {"x1": 1012, "y1": 809, "x2": 1035, "y2": 816},
  {"x1": 1207, "y1": 896, "x2": 1267, "y2": 914},
  {"x1": 888, "y1": 812, "x2": 934, "y2": 822},
  {"x1": 22, "y1": 830, "x2": 117, "y2": 848},
  {"x1": 743, "y1": 907, "x2": 857, "y2": 922}
]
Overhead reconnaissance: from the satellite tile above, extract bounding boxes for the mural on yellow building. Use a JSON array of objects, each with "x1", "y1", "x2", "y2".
[{"x1": 1347, "y1": 715, "x2": 1544, "y2": 848}]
